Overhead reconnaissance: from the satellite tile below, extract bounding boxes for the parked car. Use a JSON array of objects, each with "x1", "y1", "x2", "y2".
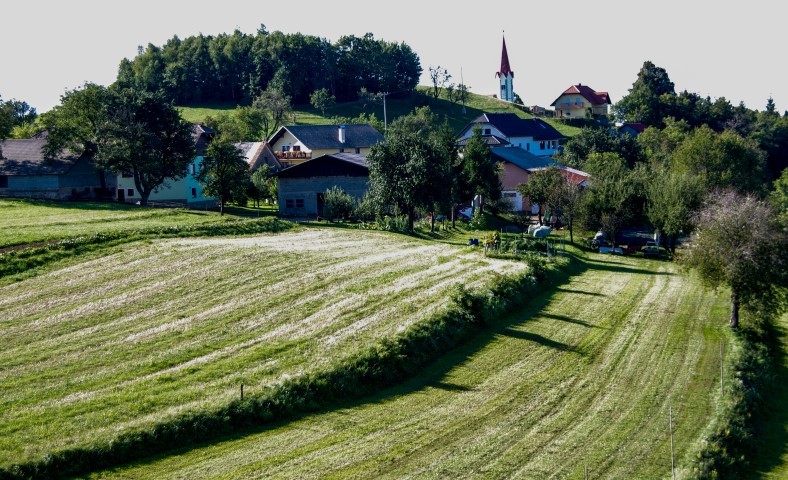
[{"x1": 642, "y1": 241, "x2": 661, "y2": 258}]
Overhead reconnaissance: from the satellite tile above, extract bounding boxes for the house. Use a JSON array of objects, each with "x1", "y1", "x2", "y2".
[
  {"x1": 268, "y1": 124, "x2": 384, "y2": 168},
  {"x1": 488, "y1": 147, "x2": 589, "y2": 212},
  {"x1": 551, "y1": 84, "x2": 611, "y2": 118},
  {"x1": 496, "y1": 35, "x2": 515, "y2": 103},
  {"x1": 0, "y1": 136, "x2": 107, "y2": 200},
  {"x1": 115, "y1": 123, "x2": 216, "y2": 206},
  {"x1": 618, "y1": 122, "x2": 647, "y2": 137},
  {"x1": 276, "y1": 152, "x2": 369, "y2": 217},
  {"x1": 236, "y1": 142, "x2": 282, "y2": 172},
  {"x1": 456, "y1": 113, "x2": 565, "y2": 156}
]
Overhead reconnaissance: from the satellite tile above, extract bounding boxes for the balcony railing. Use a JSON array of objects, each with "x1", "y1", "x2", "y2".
[
  {"x1": 556, "y1": 102, "x2": 584, "y2": 109},
  {"x1": 275, "y1": 151, "x2": 312, "y2": 160}
]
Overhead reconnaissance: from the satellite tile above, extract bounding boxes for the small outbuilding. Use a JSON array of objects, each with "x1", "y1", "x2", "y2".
[{"x1": 276, "y1": 152, "x2": 369, "y2": 217}]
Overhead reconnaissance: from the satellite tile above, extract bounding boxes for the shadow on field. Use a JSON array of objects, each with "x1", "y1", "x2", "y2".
[
  {"x1": 554, "y1": 287, "x2": 606, "y2": 297},
  {"x1": 584, "y1": 257, "x2": 675, "y2": 276},
  {"x1": 748, "y1": 317, "x2": 788, "y2": 478},
  {"x1": 541, "y1": 312, "x2": 600, "y2": 329},
  {"x1": 94, "y1": 252, "x2": 591, "y2": 475}
]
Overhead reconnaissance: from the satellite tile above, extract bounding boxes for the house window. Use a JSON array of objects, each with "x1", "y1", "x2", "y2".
[
  {"x1": 127, "y1": 189, "x2": 134, "y2": 196},
  {"x1": 526, "y1": 144, "x2": 530, "y2": 151},
  {"x1": 339, "y1": 148, "x2": 345, "y2": 153},
  {"x1": 539, "y1": 141, "x2": 545, "y2": 150},
  {"x1": 191, "y1": 187, "x2": 197, "y2": 198},
  {"x1": 190, "y1": 163, "x2": 197, "y2": 175},
  {"x1": 483, "y1": 128, "x2": 491, "y2": 135},
  {"x1": 286, "y1": 199, "x2": 294, "y2": 209},
  {"x1": 121, "y1": 171, "x2": 133, "y2": 178},
  {"x1": 503, "y1": 192, "x2": 517, "y2": 198},
  {"x1": 282, "y1": 145, "x2": 291, "y2": 152},
  {"x1": 0, "y1": 175, "x2": 7, "y2": 188},
  {"x1": 355, "y1": 147, "x2": 361, "y2": 154},
  {"x1": 293, "y1": 145, "x2": 301, "y2": 152},
  {"x1": 295, "y1": 198, "x2": 304, "y2": 209}
]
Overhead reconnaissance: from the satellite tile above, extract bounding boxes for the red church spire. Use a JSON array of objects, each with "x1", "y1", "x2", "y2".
[{"x1": 496, "y1": 35, "x2": 513, "y2": 78}]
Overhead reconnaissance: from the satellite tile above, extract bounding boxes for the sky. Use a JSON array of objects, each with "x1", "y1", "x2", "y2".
[{"x1": 1, "y1": 0, "x2": 785, "y2": 114}]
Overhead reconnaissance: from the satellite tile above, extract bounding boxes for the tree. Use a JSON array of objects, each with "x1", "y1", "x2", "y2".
[
  {"x1": 251, "y1": 87, "x2": 293, "y2": 139},
  {"x1": 770, "y1": 168, "x2": 788, "y2": 228},
  {"x1": 250, "y1": 165, "x2": 276, "y2": 208},
  {"x1": 367, "y1": 128, "x2": 451, "y2": 231},
  {"x1": 582, "y1": 153, "x2": 639, "y2": 246},
  {"x1": 672, "y1": 126, "x2": 766, "y2": 194},
  {"x1": 197, "y1": 140, "x2": 250, "y2": 215},
  {"x1": 0, "y1": 95, "x2": 13, "y2": 142},
  {"x1": 517, "y1": 167, "x2": 563, "y2": 225},
  {"x1": 101, "y1": 89, "x2": 196, "y2": 206},
  {"x1": 461, "y1": 128, "x2": 501, "y2": 214},
  {"x1": 615, "y1": 61, "x2": 676, "y2": 126},
  {"x1": 557, "y1": 176, "x2": 585, "y2": 244},
  {"x1": 428, "y1": 65, "x2": 451, "y2": 100},
  {"x1": 680, "y1": 190, "x2": 787, "y2": 328},
  {"x1": 557, "y1": 127, "x2": 644, "y2": 169},
  {"x1": 310, "y1": 88, "x2": 336, "y2": 116},
  {"x1": 645, "y1": 171, "x2": 704, "y2": 252},
  {"x1": 323, "y1": 186, "x2": 355, "y2": 221}
]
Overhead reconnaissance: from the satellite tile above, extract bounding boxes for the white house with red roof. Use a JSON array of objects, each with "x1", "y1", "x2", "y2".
[
  {"x1": 551, "y1": 84, "x2": 611, "y2": 119},
  {"x1": 496, "y1": 36, "x2": 515, "y2": 103}
]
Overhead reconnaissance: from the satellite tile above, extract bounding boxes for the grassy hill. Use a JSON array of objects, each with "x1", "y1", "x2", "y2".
[
  {"x1": 88, "y1": 251, "x2": 734, "y2": 479},
  {"x1": 178, "y1": 87, "x2": 582, "y2": 137}
]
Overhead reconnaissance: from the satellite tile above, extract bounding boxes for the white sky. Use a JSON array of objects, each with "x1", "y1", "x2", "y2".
[{"x1": 1, "y1": 0, "x2": 784, "y2": 113}]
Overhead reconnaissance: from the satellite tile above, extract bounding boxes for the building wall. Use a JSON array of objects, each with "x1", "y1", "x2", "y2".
[
  {"x1": 500, "y1": 162, "x2": 529, "y2": 190},
  {"x1": 278, "y1": 176, "x2": 368, "y2": 217},
  {"x1": 498, "y1": 73, "x2": 514, "y2": 102},
  {"x1": 1, "y1": 157, "x2": 104, "y2": 200},
  {"x1": 554, "y1": 93, "x2": 609, "y2": 118},
  {"x1": 458, "y1": 126, "x2": 559, "y2": 156},
  {"x1": 115, "y1": 156, "x2": 215, "y2": 206}
]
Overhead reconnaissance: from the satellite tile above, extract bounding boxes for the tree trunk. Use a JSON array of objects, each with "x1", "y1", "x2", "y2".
[
  {"x1": 430, "y1": 212, "x2": 435, "y2": 233},
  {"x1": 220, "y1": 200, "x2": 224, "y2": 216},
  {"x1": 568, "y1": 217, "x2": 574, "y2": 244},
  {"x1": 97, "y1": 169, "x2": 108, "y2": 200},
  {"x1": 408, "y1": 207, "x2": 415, "y2": 232},
  {"x1": 730, "y1": 290, "x2": 739, "y2": 328}
]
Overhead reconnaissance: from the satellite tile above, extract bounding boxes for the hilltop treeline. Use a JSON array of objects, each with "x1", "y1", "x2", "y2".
[{"x1": 115, "y1": 27, "x2": 421, "y2": 106}]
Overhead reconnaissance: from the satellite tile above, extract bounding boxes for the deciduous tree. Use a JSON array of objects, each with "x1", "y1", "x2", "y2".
[
  {"x1": 197, "y1": 140, "x2": 249, "y2": 215},
  {"x1": 680, "y1": 190, "x2": 787, "y2": 328},
  {"x1": 310, "y1": 88, "x2": 336, "y2": 116}
]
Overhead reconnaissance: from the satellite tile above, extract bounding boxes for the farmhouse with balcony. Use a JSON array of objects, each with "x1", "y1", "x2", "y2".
[
  {"x1": 456, "y1": 113, "x2": 565, "y2": 156},
  {"x1": 268, "y1": 124, "x2": 384, "y2": 168},
  {"x1": 276, "y1": 152, "x2": 369, "y2": 217},
  {"x1": 0, "y1": 134, "x2": 106, "y2": 200},
  {"x1": 551, "y1": 84, "x2": 611, "y2": 119}
]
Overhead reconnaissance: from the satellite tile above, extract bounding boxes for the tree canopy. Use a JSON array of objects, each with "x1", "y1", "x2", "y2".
[
  {"x1": 679, "y1": 190, "x2": 787, "y2": 328},
  {"x1": 116, "y1": 29, "x2": 421, "y2": 106},
  {"x1": 197, "y1": 140, "x2": 250, "y2": 215}
]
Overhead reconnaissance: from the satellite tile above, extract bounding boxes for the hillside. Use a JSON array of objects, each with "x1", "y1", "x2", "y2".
[
  {"x1": 0, "y1": 228, "x2": 525, "y2": 469},
  {"x1": 89, "y1": 252, "x2": 732, "y2": 479},
  {"x1": 178, "y1": 87, "x2": 582, "y2": 137}
]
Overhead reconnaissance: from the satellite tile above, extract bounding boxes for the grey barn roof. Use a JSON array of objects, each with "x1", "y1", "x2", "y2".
[
  {"x1": 276, "y1": 152, "x2": 368, "y2": 179},
  {"x1": 0, "y1": 138, "x2": 81, "y2": 176},
  {"x1": 489, "y1": 147, "x2": 559, "y2": 171},
  {"x1": 456, "y1": 135, "x2": 510, "y2": 147},
  {"x1": 270, "y1": 124, "x2": 384, "y2": 150}
]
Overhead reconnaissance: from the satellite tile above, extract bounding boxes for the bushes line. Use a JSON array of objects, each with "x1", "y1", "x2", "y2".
[
  {"x1": 0, "y1": 257, "x2": 553, "y2": 479},
  {"x1": 688, "y1": 312, "x2": 779, "y2": 478},
  {"x1": 0, "y1": 217, "x2": 293, "y2": 278}
]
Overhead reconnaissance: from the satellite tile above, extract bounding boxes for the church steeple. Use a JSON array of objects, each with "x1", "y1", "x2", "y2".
[{"x1": 495, "y1": 34, "x2": 515, "y2": 102}]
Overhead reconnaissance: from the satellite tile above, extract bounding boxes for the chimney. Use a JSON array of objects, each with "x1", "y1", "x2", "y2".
[{"x1": 338, "y1": 124, "x2": 346, "y2": 144}]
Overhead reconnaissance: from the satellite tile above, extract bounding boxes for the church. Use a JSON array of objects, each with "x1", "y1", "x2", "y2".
[{"x1": 495, "y1": 35, "x2": 515, "y2": 103}]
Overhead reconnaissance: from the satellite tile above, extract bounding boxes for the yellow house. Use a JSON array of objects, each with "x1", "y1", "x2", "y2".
[
  {"x1": 551, "y1": 84, "x2": 611, "y2": 119},
  {"x1": 268, "y1": 124, "x2": 384, "y2": 169}
]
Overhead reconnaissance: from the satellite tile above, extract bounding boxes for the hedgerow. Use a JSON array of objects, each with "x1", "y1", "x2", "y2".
[{"x1": 0, "y1": 256, "x2": 555, "y2": 480}]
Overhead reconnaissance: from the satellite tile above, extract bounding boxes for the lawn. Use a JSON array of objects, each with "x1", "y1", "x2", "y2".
[
  {"x1": 0, "y1": 199, "x2": 232, "y2": 249},
  {"x1": 178, "y1": 87, "x2": 582, "y2": 137},
  {"x1": 0, "y1": 228, "x2": 526, "y2": 469},
  {"x1": 90, "y1": 252, "x2": 733, "y2": 479}
]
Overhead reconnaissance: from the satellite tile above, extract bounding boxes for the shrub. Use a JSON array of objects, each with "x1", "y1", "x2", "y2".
[{"x1": 323, "y1": 186, "x2": 356, "y2": 221}]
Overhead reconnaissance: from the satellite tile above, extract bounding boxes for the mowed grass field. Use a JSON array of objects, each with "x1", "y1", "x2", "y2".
[
  {"x1": 92, "y1": 254, "x2": 732, "y2": 479},
  {"x1": 0, "y1": 199, "x2": 229, "y2": 249},
  {"x1": 0, "y1": 229, "x2": 526, "y2": 469}
]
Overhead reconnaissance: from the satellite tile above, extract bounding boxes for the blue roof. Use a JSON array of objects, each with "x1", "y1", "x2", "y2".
[{"x1": 489, "y1": 147, "x2": 560, "y2": 171}]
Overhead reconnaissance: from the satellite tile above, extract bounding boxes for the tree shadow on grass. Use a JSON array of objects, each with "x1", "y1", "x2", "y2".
[
  {"x1": 584, "y1": 258, "x2": 675, "y2": 276},
  {"x1": 554, "y1": 287, "x2": 606, "y2": 297},
  {"x1": 540, "y1": 312, "x2": 600, "y2": 329},
  {"x1": 85, "y1": 252, "x2": 591, "y2": 476}
]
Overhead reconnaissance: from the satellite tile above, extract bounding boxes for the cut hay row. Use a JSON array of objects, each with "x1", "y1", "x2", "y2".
[
  {"x1": 0, "y1": 229, "x2": 525, "y2": 468},
  {"x1": 88, "y1": 254, "x2": 732, "y2": 479}
]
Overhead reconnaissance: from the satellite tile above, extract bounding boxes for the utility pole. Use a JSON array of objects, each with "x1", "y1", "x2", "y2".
[{"x1": 669, "y1": 403, "x2": 675, "y2": 480}]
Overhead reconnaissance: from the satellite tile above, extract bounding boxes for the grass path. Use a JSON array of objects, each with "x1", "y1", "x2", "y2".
[
  {"x1": 0, "y1": 229, "x2": 524, "y2": 468},
  {"x1": 93, "y1": 253, "x2": 731, "y2": 479}
]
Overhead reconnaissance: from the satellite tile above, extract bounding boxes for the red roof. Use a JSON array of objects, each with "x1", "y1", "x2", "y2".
[
  {"x1": 496, "y1": 36, "x2": 513, "y2": 78},
  {"x1": 550, "y1": 84, "x2": 611, "y2": 106},
  {"x1": 619, "y1": 122, "x2": 647, "y2": 134}
]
